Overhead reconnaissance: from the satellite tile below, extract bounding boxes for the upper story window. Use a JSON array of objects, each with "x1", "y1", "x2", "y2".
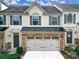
[
  {"x1": 30, "y1": 16, "x2": 41, "y2": 25},
  {"x1": 0, "y1": 15, "x2": 6, "y2": 25},
  {"x1": 10, "y1": 15, "x2": 22, "y2": 25},
  {"x1": 49, "y1": 16, "x2": 60, "y2": 25},
  {"x1": 64, "y1": 14, "x2": 76, "y2": 24}
]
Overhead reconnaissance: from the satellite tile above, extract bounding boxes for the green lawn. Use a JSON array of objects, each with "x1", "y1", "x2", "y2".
[{"x1": 0, "y1": 54, "x2": 21, "y2": 59}]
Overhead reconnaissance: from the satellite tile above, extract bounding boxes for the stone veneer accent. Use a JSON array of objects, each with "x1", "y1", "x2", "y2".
[
  {"x1": 0, "y1": 32, "x2": 4, "y2": 51},
  {"x1": 22, "y1": 32, "x2": 27, "y2": 50},
  {"x1": 75, "y1": 38, "x2": 79, "y2": 45},
  {"x1": 5, "y1": 42, "x2": 11, "y2": 51}
]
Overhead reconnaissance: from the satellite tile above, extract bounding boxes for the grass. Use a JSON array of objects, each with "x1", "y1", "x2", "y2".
[{"x1": 0, "y1": 54, "x2": 21, "y2": 59}]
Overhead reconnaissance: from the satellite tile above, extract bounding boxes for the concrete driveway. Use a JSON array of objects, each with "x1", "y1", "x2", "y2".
[{"x1": 23, "y1": 51, "x2": 65, "y2": 59}]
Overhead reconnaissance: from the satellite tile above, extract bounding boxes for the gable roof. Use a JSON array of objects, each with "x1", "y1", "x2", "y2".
[
  {"x1": 24, "y1": 2, "x2": 47, "y2": 14},
  {"x1": 0, "y1": 2, "x2": 62, "y2": 14},
  {"x1": 0, "y1": 5, "x2": 62, "y2": 14},
  {"x1": 57, "y1": 4, "x2": 79, "y2": 11},
  {"x1": 0, "y1": 3, "x2": 79, "y2": 14}
]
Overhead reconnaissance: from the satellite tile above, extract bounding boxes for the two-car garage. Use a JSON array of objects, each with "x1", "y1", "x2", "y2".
[{"x1": 26, "y1": 36, "x2": 60, "y2": 51}]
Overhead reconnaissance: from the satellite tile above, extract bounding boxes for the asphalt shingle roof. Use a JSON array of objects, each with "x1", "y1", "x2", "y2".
[
  {"x1": 0, "y1": 6, "x2": 29, "y2": 13},
  {"x1": 42, "y1": 6, "x2": 62, "y2": 13},
  {"x1": 1, "y1": 4, "x2": 79, "y2": 14},
  {"x1": 0, "y1": 6, "x2": 62, "y2": 14},
  {"x1": 21, "y1": 27, "x2": 65, "y2": 32},
  {"x1": 57, "y1": 4, "x2": 79, "y2": 11}
]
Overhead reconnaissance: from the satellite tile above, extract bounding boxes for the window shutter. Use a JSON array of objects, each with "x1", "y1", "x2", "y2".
[
  {"x1": 30, "y1": 16, "x2": 32, "y2": 25},
  {"x1": 64, "y1": 14, "x2": 67, "y2": 24},
  {"x1": 49, "y1": 16, "x2": 51, "y2": 25},
  {"x1": 20, "y1": 16, "x2": 22, "y2": 25},
  {"x1": 58, "y1": 16, "x2": 60, "y2": 25},
  {"x1": 39, "y1": 16, "x2": 41, "y2": 25},
  {"x1": 10, "y1": 16, "x2": 12, "y2": 25},
  {"x1": 4, "y1": 15, "x2": 6, "y2": 25},
  {"x1": 73, "y1": 14, "x2": 76, "y2": 24}
]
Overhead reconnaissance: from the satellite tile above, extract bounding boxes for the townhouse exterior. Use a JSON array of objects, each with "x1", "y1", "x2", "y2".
[{"x1": 0, "y1": 2, "x2": 79, "y2": 51}]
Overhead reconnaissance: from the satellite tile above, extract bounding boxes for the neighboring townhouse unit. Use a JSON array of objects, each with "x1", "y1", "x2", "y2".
[{"x1": 0, "y1": 2, "x2": 79, "y2": 51}]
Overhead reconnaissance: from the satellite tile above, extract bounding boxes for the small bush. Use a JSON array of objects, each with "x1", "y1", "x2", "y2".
[
  {"x1": 16, "y1": 47, "x2": 23, "y2": 55},
  {"x1": 0, "y1": 51, "x2": 8, "y2": 54},
  {"x1": 0, "y1": 54, "x2": 21, "y2": 59},
  {"x1": 64, "y1": 46, "x2": 74, "y2": 52},
  {"x1": 75, "y1": 45, "x2": 79, "y2": 56},
  {"x1": 64, "y1": 46, "x2": 75, "y2": 56}
]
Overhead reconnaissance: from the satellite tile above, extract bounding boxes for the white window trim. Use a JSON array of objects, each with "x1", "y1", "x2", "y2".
[
  {"x1": 51, "y1": 16, "x2": 59, "y2": 25},
  {"x1": 66, "y1": 14, "x2": 75, "y2": 24},
  {"x1": 32, "y1": 16, "x2": 40, "y2": 25},
  {"x1": 12, "y1": 15, "x2": 20, "y2": 25},
  {"x1": 0, "y1": 15, "x2": 4, "y2": 25}
]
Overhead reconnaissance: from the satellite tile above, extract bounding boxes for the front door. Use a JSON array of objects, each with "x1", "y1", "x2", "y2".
[
  {"x1": 67, "y1": 31, "x2": 72, "y2": 44},
  {"x1": 13, "y1": 33, "x2": 19, "y2": 48}
]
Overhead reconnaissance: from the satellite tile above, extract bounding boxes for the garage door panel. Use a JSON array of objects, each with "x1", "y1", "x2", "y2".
[{"x1": 26, "y1": 37, "x2": 60, "y2": 51}]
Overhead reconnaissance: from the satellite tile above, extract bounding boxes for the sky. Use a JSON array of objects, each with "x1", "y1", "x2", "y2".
[{"x1": 3, "y1": 0, "x2": 79, "y2": 6}]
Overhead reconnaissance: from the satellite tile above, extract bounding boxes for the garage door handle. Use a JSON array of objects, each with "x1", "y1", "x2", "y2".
[{"x1": 57, "y1": 47, "x2": 59, "y2": 48}]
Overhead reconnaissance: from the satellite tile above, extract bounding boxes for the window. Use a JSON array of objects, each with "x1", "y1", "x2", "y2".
[
  {"x1": 10, "y1": 15, "x2": 22, "y2": 25},
  {"x1": 27, "y1": 36, "x2": 34, "y2": 39},
  {"x1": 44, "y1": 37, "x2": 50, "y2": 39},
  {"x1": 0, "y1": 15, "x2": 6, "y2": 25},
  {"x1": 52, "y1": 37, "x2": 58, "y2": 39},
  {"x1": 49, "y1": 16, "x2": 60, "y2": 25},
  {"x1": 64, "y1": 14, "x2": 76, "y2": 24},
  {"x1": 36, "y1": 37, "x2": 42, "y2": 39},
  {"x1": 13, "y1": 33, "x2": 19, "y2": 48},
  {"x1": 30, "y1": 16, "x2": 41, "y2": 25},
  {"x1": 67, "y1": 14, "x2": 72, "y2": 23}
]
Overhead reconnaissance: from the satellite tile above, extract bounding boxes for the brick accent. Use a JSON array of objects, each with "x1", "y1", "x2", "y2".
[
  {"x1": 22, "y1": 33, "x2": 27, "y2": 50},
  {"x1": 75, "y1": 38, "x2": 79, "y2": 45},
  {"x1": 5, "y1": 42, "x2": 11, "y2": 51},
  {"x1": 0, "y1": 32, "x2": 4, "y2": 51},
  {"x1": 60, "y1": 34, "x2": 65, "y2": 50}
]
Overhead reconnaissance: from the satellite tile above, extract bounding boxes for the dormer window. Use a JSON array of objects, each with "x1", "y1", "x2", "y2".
[{"x1": 64, "y1": 14, "x2": 76, "y2": 24}]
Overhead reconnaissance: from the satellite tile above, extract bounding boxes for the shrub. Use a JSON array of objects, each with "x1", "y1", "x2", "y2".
[
  {"x1": 64, "y1": 46, "x2": 74, "y2": 52},
  {"x1": 75, "y1": 45, "x2": 79, "y2": 56},
  {"x1": 64, "y1": 46, "x2": 75, "y2": 56},
  {"x1": 0, "y1": 51, "x2": 8, "y2": 54},
  {"x1": 16, "y1": 47, "x2": 23, "y2": 55},
  {"x1": 0, "y1": 54, "x2": 21, "y2": 59}
]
